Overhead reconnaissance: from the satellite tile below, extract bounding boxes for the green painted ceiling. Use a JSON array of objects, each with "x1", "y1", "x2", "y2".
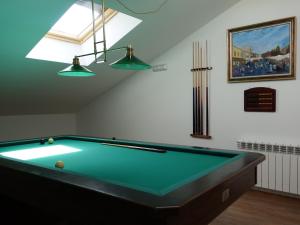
[{"x1": 0, "y1": 0, "x2": 240, "y2": 115}]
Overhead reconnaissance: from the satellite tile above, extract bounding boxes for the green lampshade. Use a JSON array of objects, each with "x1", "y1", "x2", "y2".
[
  {"x1": 110, "y1": 47, "x2": 151, "y2": 70},
  {"x1": 58, "y1": 58, "x2": 96, "y2": 77}
]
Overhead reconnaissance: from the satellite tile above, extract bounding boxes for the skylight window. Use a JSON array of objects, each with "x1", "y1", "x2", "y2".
[
  {"x1": 49, "y1": 3, "x2": 100, "y2": 38},
  {"x1": 26, "y1": 0, "x2": 142, "y2": 65},
  {"x1": 46, "y1": 1, "x2": 117, "y2": 44}
]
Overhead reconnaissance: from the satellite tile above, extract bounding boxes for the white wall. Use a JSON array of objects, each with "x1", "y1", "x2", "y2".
[
  {"x1": 77, "y1": 0, "x2": 300, "y2": 149},
  {"x1": 0, "y1": 114, "x2": 76, "y2": 141}
]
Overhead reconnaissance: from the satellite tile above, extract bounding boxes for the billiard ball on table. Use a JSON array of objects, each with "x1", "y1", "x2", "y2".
[
  {"x1": 55, "y1": 161, "x2": 64, "y2": 169},
  {"x1": 48, "y1": 137, "x2": 54, "y2": 144},
  {"x1": 40, "y1": 138, "x2": 46, "y2": 144}
]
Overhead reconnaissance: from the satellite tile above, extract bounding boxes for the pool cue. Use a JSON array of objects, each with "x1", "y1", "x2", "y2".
[
  {"x1": 192, "y1": 42, "x2": 196, "y2": 134},
  {"x1": 196, "y1": 42, "x2": 200, "y2": 134},
  {"x1": 195, "y1": 43, "x2": 198, "y2": 134},
  {"x1": 192, "y1": 42, "x2": 195, "y2": 134},
  {"x1": 195, "y1": 42, "x2": 197, "y2": 134},
  {"x1": 101, "y1": 142, "x2": 167, "y2": 153},
  {"x1": 193, "y1": 42, "x2": 196, "y2": 133},
  {"x1": 205, "y1": 40, "x2": 209, "y2": 136},
  {"x1": 199, "y1": 42, "x2": 203, "y2": 135}
]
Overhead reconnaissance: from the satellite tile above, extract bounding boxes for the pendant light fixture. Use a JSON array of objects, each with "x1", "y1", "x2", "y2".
[
  {"x1": 110, "y1": 46, "x2": 151, "y2": 70},
  {"x1": 58, "y1": 0, "x2": 151, "y2": 77},
  {"x1": 58, "y1": 57, "x2": 96, "y2": 76}
]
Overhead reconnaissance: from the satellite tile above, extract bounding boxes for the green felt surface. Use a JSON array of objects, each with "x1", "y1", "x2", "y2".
[{"x1": 0, "y1": 139, "x2": 240, "y2": 196}]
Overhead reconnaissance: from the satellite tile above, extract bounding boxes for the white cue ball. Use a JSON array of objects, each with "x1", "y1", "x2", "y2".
[
  {"x1": 48, "y1": 137, "x2": 54, "y2": 144},
  {"x1": 55, "y1": 161, "x2": 64, "y2": 169}
]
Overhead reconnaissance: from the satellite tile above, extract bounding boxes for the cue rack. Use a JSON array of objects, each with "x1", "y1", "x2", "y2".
[{"x1": 191, "y1": 41, "x2": 212, "y2": 139}]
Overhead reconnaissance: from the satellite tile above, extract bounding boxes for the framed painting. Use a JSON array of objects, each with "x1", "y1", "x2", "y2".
[{"x1": 228, "y1": 17, "x2": 296, "y2": 82}]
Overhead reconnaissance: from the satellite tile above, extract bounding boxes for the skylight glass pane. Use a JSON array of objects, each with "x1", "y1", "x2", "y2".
[
  {"x1": 49, "y1": 2, "x2": 100, "y2": 37},
  {"x1": 0, "y1": 145, "x2": 81, "y2": 160}
]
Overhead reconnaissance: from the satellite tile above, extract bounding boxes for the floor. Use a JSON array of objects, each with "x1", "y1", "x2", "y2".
[{"x1": 210, "y1": 190, "x2": 300, "y2": 225}]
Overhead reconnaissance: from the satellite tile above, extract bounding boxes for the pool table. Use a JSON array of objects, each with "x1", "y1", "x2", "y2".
[{"x1": 0, "y1": 136, "x2": 264, "y2": 225}]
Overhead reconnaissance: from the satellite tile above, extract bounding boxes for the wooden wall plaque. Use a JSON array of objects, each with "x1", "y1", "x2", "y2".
[{"x1": 244, "y1": 87, "x2": 276, "y2": 112}]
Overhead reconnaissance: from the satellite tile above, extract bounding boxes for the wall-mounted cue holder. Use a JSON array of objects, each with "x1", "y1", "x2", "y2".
[
  {"x1": 244, "y1": 87, "x2": 276, "y2": 112},
  {"x1": 190, "y1": 41, "x2": 212, "y2": 139}
]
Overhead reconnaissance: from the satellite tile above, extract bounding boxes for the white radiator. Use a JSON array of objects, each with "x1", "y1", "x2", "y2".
[{"x1": 237, "y1": 140, "x2": 300, "y2": 196}]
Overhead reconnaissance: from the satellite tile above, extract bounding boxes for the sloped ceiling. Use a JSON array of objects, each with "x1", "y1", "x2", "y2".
[{"x1": 0, "y1": 0, "x2": 240, "y2": 115}]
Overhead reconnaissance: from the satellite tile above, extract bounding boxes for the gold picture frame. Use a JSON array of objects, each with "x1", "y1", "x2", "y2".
[{"x1": 227, "y1": 17, "x2": 296, "y2": 83}]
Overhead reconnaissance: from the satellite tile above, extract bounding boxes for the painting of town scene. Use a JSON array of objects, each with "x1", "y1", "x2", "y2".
[{"x1": 228, "y1": 18, "x2": 295, "y2": 82}]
